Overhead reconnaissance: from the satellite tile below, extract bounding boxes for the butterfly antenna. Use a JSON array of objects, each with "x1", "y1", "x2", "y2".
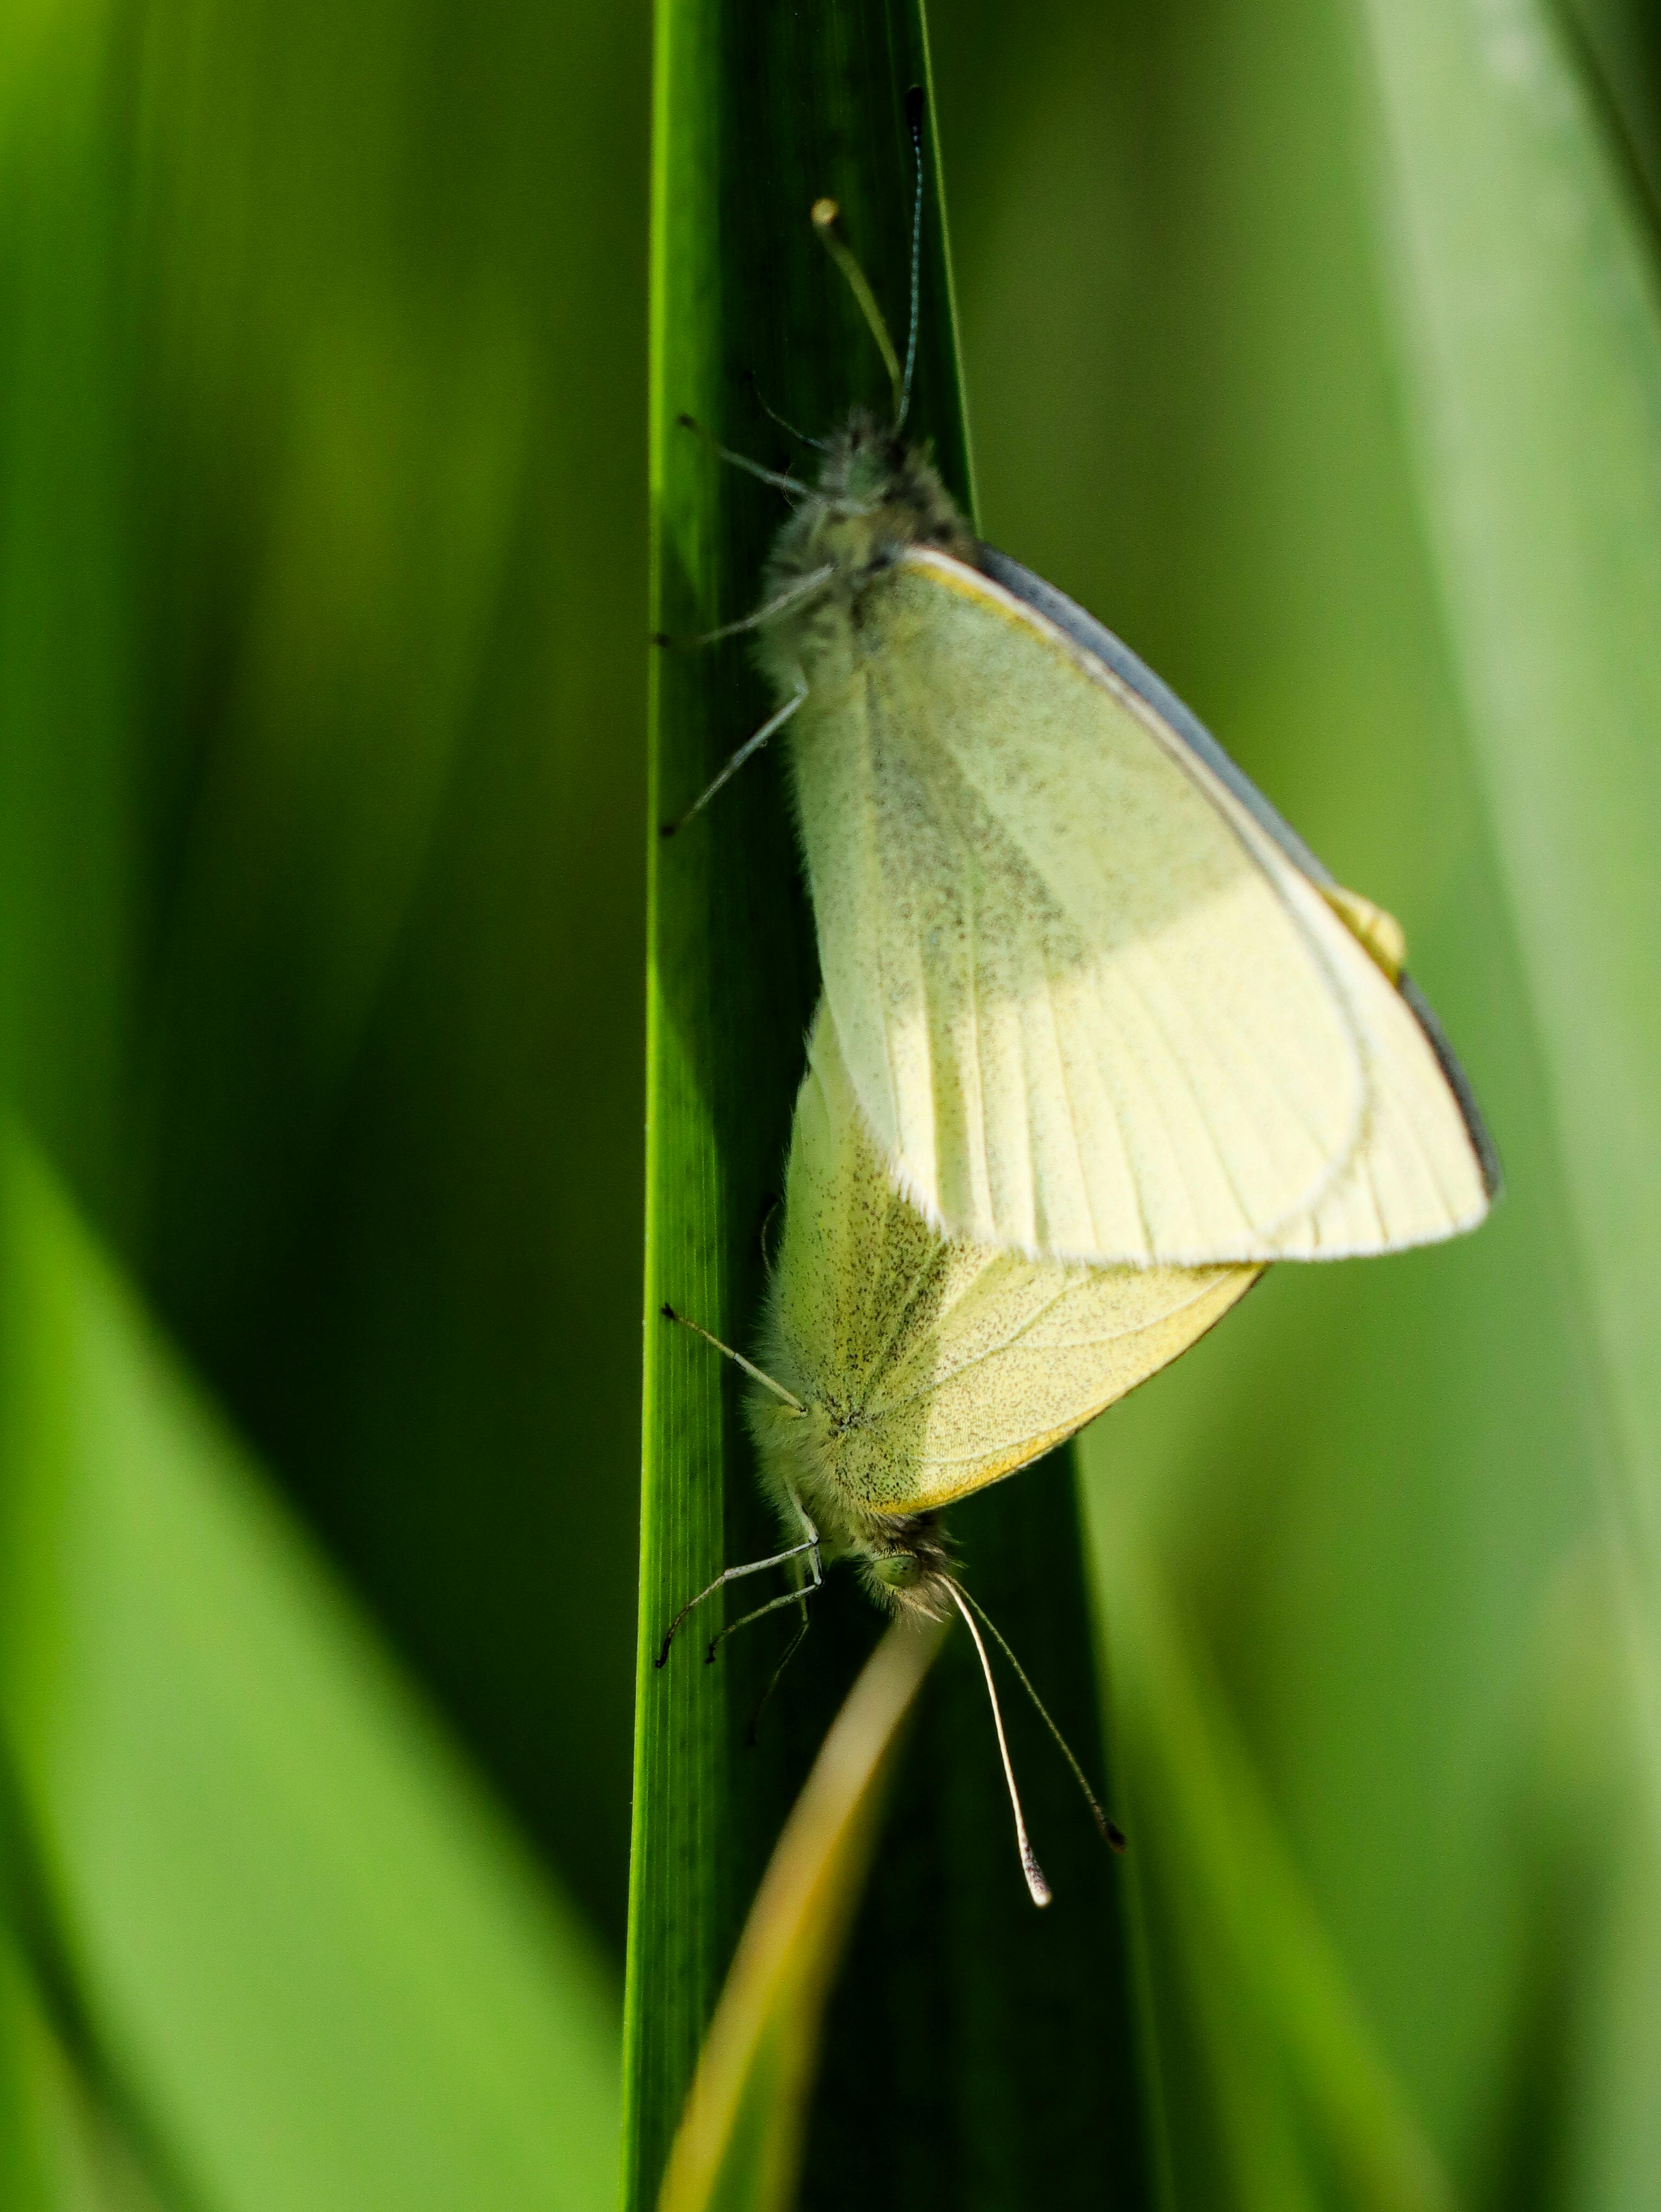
[
  {"x1": 896, "y1": 85, "x2": 926, "y2": 431},
  {"x1": 742, "y1": 369, "x2": 828, "y2": 453},
  {"x1": 952, "y1": 1579, "x2": 1127, "y2": 1852},
  {"x1": 946, "y1": 1582, "x2": 1051, "y2": 1906},
  {"x1": 812, "y1": 198, "x2": 903, "y2": 423}
]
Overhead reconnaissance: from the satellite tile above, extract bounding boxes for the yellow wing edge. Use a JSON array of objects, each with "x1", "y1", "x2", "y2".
[{"x1": 865, "y1": 1262, "x2": 1264, "y2": 1516}]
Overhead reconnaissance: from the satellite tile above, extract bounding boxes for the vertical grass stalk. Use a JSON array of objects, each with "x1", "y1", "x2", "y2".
[{"x1": 627, "y1": 4, "x2": 1155, "y2": 2203}]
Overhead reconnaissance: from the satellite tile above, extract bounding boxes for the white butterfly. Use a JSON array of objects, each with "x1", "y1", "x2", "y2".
[
  {"x1": 665, "y1": 174, "x2": 1496, "y2": 1267},
  {"x1": 661, "y1": 1004, "x2": 1261, "y2": 1899},
  {"x1": 749, "y1": 451, "x2": 1497, "y2": 1264},
  {"x1": 745, "y1": 1003, "x2": 1261, "y2": 1597}
]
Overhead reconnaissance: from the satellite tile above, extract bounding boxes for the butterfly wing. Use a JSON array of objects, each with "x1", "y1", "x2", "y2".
[
  {"x1": 789, "y1": 547, "x2": 1493, "y2": 1265},
  {"x1": 852, "y1": 1244, "x2": 1258, "y2": 1513},
  {"x1": 772, "y1": 1012, "x2": 1259, "y2": 1518}
]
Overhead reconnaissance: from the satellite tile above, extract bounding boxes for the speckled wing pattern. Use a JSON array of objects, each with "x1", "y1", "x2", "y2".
[
  {"x1": 788, "y1": 548, "x2": 1492, "y2": 1265},
  {"x1": 772, "y1": 1011, "x2": 1259, "y2": 1516}
]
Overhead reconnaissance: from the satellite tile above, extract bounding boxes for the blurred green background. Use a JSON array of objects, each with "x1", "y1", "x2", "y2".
[{"x1": 3, "y1": 0, "x2": 1661, "y2": 2203}]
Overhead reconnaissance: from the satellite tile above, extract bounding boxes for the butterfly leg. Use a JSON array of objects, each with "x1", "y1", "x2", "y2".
[
  {"x1": 658, "y1": 678, "x2": 808, "y2": 839},
  {"x1": 652, "y1": 568, "x2": 831, "y2": 653},
  {"x1": 671, "y1": 414, "x2": 868, "y2": 516},
  {"x1": 705, "y1": 1567, "x2": 822, "y2": 1664},
  {"x1": 659, "y1": 1301, "x2": 805, "y2": 1412},
  {"x1": 654, "y1": 1516, "x2": 820, "y2": 1669},
  {"x1": 706, "y1": 1506, "x2": 823, "y2": 1667},
  {"x1": 744, "y1": 1598, "x2": 814, "y2": 1747},
  {"x1": 672, "y1": 412, "x2": 811, "y2": 498},
  {"x1": 739, "y1": 369, "x2": 828, "y2": 454}
]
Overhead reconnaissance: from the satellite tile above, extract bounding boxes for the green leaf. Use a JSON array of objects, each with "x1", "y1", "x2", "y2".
[
  {"x1": 0, "y1": 1931, "x2": 169, "y2": 2212},
  {"x1": 1349, "y1": 0, "x2": 1661, "y2": 2181},
  {"x1": 630, "y1": 5, "x2": 1150, "y2": 2208},
  {"x1": 657, "y1": 1620, "x2": 945, "y2": 2212},
  {"x1": 1355, "y1": 0, "x2": 1661, "y2": 1681},
  {"x1": 0, "y1": 0, "x2": 651, "y2": 1945},
  {"x1": 1093, "y1": 1519, "x2": 1455, "y2": 2212},
  {"x1": 0, "y1": 1135, "x2": 622, "y2": 2212},
  {"x1": 0, "y1": 0, "x2": 138, "y2": 1214}
]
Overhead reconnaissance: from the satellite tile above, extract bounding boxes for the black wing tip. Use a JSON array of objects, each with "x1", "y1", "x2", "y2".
[
  {"x1": 1398, "y1": 971, "x2": 1504, "y2": 1203},
  {"x1": 972, "y1": 539, "x2": 1505, "y2": 1209}
]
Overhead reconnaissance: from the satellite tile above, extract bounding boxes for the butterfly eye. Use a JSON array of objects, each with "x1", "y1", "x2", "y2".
[{"x1": 872, "y1": 1552, "x2": 921, "y2": 1590}]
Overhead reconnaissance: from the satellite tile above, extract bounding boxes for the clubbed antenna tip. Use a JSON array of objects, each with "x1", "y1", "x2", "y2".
[
  {"x1": 952, "y1": 1577, "x2": 1131, "y2": 1864},
  {"x1": 946, "y1": 1583, "x2": 1051, "y2": 1907},
  {"x1": 811, "y1": 197, "x2": 904, "y2": 423}
]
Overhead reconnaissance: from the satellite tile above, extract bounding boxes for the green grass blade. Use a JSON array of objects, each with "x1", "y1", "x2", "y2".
[
  {"x1": 0, "y1": 0, "x2": 137, "y2": 1217},
  {"x1": 1350, "y1": 5, "x2": 1661, "y2": 2182},
  {"x1": 1355, "y1": 0, "x2": 1661, "y2": 1761},
  {"x1": 2, "y1": 0, "x2": 651, "y2": 1949},
  {"x1": 1561, "y1": 0, "x2": 1661, "y2": 219},
  {"x1": 657, "y1": 1620, "x2": 944, "y2": 2212},
  {"x1": 630, "y1": 6, "x2": 1151, "y2": 2207},
  {"x1": 1095, "y1": 1518, "x2": 1455, "y2": 2212},
  {"x1": 0, "y1": 1136, "x2": 622, "y2": 2212},
  {"x1": 0, "y1": 1933, "x2": 171, "y2": 2212}
]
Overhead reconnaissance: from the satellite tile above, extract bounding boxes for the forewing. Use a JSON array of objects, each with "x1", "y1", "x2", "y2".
[{"x1": 790, "y1": 550, "x2": 1488, "y2": 1263}]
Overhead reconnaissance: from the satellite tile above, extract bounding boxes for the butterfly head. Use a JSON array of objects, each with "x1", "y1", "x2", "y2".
[
  {"x1": 857, "y1": 1512, "x2": 955, "y2": 1621},
  {"x1": 764, "y1": 409, "x2": 972, "y2": 617}
]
